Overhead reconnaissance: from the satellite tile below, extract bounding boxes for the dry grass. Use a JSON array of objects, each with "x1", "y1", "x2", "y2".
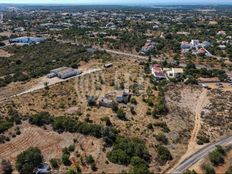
[{"x1": 0, "y1": 56, "x2": 211, "y2": 173}]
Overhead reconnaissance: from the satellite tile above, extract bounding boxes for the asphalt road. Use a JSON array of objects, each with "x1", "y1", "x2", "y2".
[{"x1": 172, "y1": 136, "x2": 232, "y2": 174}]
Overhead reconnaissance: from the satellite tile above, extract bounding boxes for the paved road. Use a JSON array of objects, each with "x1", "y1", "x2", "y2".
[
  {"x1": 57, "y1": 39, "x2": 158, "y2": 60},
  {"x1": 172, "y1": 136, "x2": 232, "y2": 174},
  {"x1": 58, "y1": 40, "x2": 213, "y2": 70}
]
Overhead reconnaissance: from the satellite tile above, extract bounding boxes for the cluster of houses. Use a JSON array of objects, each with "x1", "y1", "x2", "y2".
[
  {"x1": 87, "y1": 89, "x2": 131, "y2": 108},
  {"x1": 151, "y1": 64, "x2": 184, "y2": 80},
  {"x1": 139, "y1": 40, "x2": 156, "y2": 55},
  {"x1": 216, "y1": 30, "x2": 232, "y2": 50},
  {"x1": 9, "y1": 36, "x2": 46, "y2": 45},
  {"x1": 181, "y1": 39, "x2": 212, "y2": 56}
]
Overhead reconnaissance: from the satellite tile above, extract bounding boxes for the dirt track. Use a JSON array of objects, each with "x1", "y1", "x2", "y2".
[{"x1": 169, "y1": 89, "x2": 208, "y2": 172}]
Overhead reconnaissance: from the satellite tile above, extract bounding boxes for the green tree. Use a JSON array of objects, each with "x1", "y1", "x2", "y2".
[
  {"x1": 16, "y1": 147, "x2": 43, "y2": 174},
  {"x1": 49, "y1": 158, "x2": 59, "y2": 169},
  {"x1": 156, "y1": 145, "x2": 172, "y2": 163},
  {"x1": 155, "y1": 133, "x2": 169, "y2": 145},
  {"x1": 130, "y1": 156, "x2": 150, "y2": 174},
  {"x1": 202, "y1": 164, "x2": 215, "y2": 174},
  {"x1": 117, "y1": 108, "x2": 127, "y2": 120},
  {"x1": 62, "y1": 153, "x2": 71, "y2": 166},
  {"x1": 208, "y1": 146, "x2": 225, "y2": 166}
]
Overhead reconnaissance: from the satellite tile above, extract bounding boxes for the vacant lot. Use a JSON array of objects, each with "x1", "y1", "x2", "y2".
[
  {"x1": 0, "y1": 56, "x2": 213, "y2": 173},
  {"x1": 0, "y1": 49, "x2": 11, "y2": 57}
]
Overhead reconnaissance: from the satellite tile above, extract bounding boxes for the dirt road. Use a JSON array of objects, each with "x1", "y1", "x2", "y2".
[
  {"x1": 169, "y1": 89, "x2": 208, "y2": 172},
  {"x1": 0, "y1": 68, "x2": 102, "y2": 103},
  {"x1": 188, "y1": 89, "x2": 208, "y2": 150}
]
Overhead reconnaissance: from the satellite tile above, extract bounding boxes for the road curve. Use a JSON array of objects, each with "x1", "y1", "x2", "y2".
[{"x1": 172, "y1": 136, "x2": 232, "y2": 174}]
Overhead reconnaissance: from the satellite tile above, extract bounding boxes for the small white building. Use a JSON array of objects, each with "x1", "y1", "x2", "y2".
[
  {"x1": 49, "y1": 67, "x2": 80, "y2": 79},
  {"x1": 190, "y1": 40, "x2": 200, "y2": 48},
  {"x1": 163, "y1": 68, "x2": 184, "y2": 79},
  {"x1": 219, "y1": 45, "x2": 226, "y2": 50}
]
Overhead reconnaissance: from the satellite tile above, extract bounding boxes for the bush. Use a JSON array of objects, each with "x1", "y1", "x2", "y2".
[
  {"x1": 130, "y1": 156, "x2": 150, "y2": 174},
  {"x1": 16, "y1": 147, "x2": 43, "y2": 174},
  {"x1": 87, "y1": 96, "x2": 97, "y2": 106},
  {"x1": 117, "y1": 108, "x2": 127, "y2": 120},
  {"x1": 155, "y1": 133, "x2": 169, "y2": 145},
  {"x1": 153, "y1": 122, "x2": 170, "y2": 133},
  {"x1": 62, "y1": 153, "x2": 71, "y2": 166},
  {"x1": 152, "y1": 89, "x2": 168, "y2": 117},
  {"x1": 107, "y1": 149, "x2": 129, "y2": 165},
  {"x1": 66, "y1": 165, "x2": 81, "y2": 174},
  {"x1": 102, "y1": 127, "x2": 117, "y2": 146},
  {"x1": 29, "y1": 112, "x2": 52, "y2": 126},
  {"x1": 91, "y1": 163, "x2": 97, "y2": 171},
  {"x1": 68, "y1": 145, "x2": 75, "y2": 152},
  {"x1": 202, "y1": 164, "x2": 215, "y2": 174},
  {"x1": 197, "y1": 135, "x2": 210, "y2": 145},
  {"x1": 130, "y1": 106, "x2": 136, "y2": 115},
  {"x1": 209, "y1": 146, "x2": 225, "y2": 166},
  {"x1": 156, "y1": 145, "x2": 172, "y2": 163},
  {"x1": 49, "y1": 158, "x2": 59, "y2": 169},
  {"x1": 85, "y1": 155, "x2": 97, "y2": 171},
  {"x1": 85, "y1": 155, "x2": 94, "y2": 165},
  {"x1": 100, "y1": 116, "x2": 112, "y2": 126},
  {"x1": 130, "y1": 98, "x2": 137, "y2": 105},
  {"x1": 112, "y1": 102, "x2": 119, "y2": 112},
  {"x1": 0, "y1": 119, "x2": 14, "y2": 134}
]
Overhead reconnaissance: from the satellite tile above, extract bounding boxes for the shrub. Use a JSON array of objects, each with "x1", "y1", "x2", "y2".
[
  {"x1": 16, "y1": 147, "x2": 43, "y2": 174},
  {"x1": 130, "y1": 98, "x2": 137, "y2": 105},
  {"x1": 209, "y1": 146, "x2": 225, "y2": 166},
  {"x1": 49, "y1": 158, "x2": 59, "y2": 169},
  {"x1": 155, "y1": 133, "x2": 169, "y2": 145},
  {"x1": 153, "y1": 122, "x2": 170, "y2": 133},
  {"x1": 62, "y1": 153, "x2": 71, "y2": 166},
  {"x1": 130, "y1": 156, "x2": 150, "y2": 174},
  {"x1": 197, "y1": 135, "x2": 210, "y2": 145},
  {"x1": 85, "y1": 155, "x2": 94, "y2": 165},
  {"x1": 100, "y1": 116, "x2": 112, "y2": 126},
  {"x1": 202, "y1": 164, "x2": 215, "y2": 174},
  {"x1": 0, "y1": 119, "x2": 14, "y2": 134},
  {"x1": 85, "y1": 155, "x2": 97, "y2": 171},
  {"x1": 117, "y1": 108, "x2": 127, "y2": 120},
  {"x1": 156, "y1": 145, "x2": 172, "y2": 162},
  {"x1": 68, "y1": 145, "x2": 75, "y2": 152},
  {"x1": 130, "y1": 106, "x2": 136, "y2": 115},
  {"x1": 66, "y1": 165, "x2": 81, "y2": 174},
  {"x1": 29, "y1": 112, "x2": 52, "y2": 127},
  {"x1": 112, "y1": 102, "x2": 119, "y2": 112}
]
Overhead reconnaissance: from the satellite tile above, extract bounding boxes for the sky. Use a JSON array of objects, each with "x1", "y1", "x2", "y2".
[{"x1": 0, "y1": 0, "x2": 231, "y2": 5}]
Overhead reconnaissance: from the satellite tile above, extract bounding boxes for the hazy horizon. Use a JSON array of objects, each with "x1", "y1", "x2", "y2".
[{"x1": 0, "y1": 0, "x2": 232, "y2": 5}]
